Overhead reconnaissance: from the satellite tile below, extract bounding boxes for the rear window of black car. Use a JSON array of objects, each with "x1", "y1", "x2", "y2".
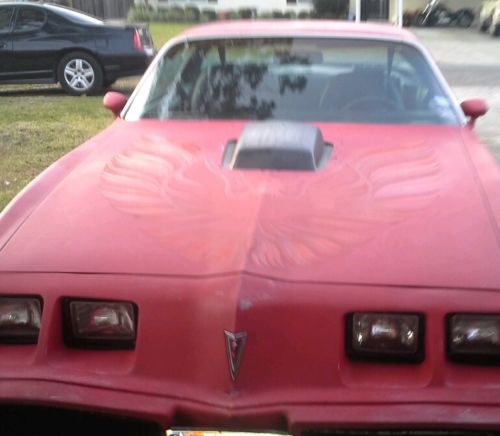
[
  {"x1": 125, "y1": 38, "x2": 461, "y2": 125},
  {"x1": 0, "y1": 6, "x2": 14, "y2": 33},
  {"x1": 45, "y1": 4, "x2": 103, "y2": 25},
  {"x1": 14, "y1": 7, "x2": 46, "y2": 32}
]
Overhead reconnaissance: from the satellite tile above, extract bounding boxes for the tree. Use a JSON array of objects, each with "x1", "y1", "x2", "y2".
[{"x1": 313, "y1": 0, "x2": 349, "y2": 19}]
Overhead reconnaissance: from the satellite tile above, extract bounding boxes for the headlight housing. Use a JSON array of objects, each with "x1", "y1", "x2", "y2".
[
  {"x1": 63, "y1": 299, "x2": 137, "y2": 349},
  {"x1": 346, "y1": 312, "x2": 424, "y2": 363},
  {"x1": 448, "y1": 313, "x2": 500, "y2": 364},
  {"x1": 0, "y1": 297, "x2": 42, "y2": 344}
]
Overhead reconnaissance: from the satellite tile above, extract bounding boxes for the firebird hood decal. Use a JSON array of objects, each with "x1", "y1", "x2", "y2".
[
  {"x1": 100, "y1": 135, "x2": 441, "y2": 268},
  {"x1": 1, "y1": 121, "x2": 499, "y2": 288}
]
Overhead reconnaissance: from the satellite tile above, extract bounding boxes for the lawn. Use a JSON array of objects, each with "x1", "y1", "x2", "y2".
[{"x1": 0, "y1": 23, "x2": 191, "y2": 211}]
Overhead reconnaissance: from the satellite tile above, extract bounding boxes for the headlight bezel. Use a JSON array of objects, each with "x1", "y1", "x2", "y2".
[
  {"x1": 447, "y1": 313, "x2": 500, "y2": 365},
  {"x1": 0, "y1": 296, "x2": 43, "y2": 345},
  {"x1": 345, "y1": 312, "x2": 425, "y2": 364},
  {"x1": 62, "y1": 298, "x2": 138, "y2": 350}
]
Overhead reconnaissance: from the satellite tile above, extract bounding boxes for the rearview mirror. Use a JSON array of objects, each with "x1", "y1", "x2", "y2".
[
  {"x1": 103, "y1": 92, "x2": 128, "y2": 119},
  {"x1": 460, "y1": 99, "x2": 488, "y2": 129}
]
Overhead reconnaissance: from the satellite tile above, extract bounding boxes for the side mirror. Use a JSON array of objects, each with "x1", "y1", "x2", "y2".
[
  {"x1": 460, "y1": 99, "x2": 488, "y2": 129},
  {"x1": 103, "y1": 92, "x2": 128, "y2": 119}
]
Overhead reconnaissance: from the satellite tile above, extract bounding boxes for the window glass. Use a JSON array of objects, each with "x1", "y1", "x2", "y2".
[
  {"x1": 44, "y1": 4, "x2": 103, "y2": 25},
  {"x1": 14, "y1": 7, "x2": 46, "y2": 33},
  {"x1": 0, "y1": 6, "x2": 14, "y2": 33},
  {"x1": 391, "y1": 47, "x2": 456, "y2": 124},
  {"x1": 125, "y1": 38, "x2": 460, "y2": 125}
]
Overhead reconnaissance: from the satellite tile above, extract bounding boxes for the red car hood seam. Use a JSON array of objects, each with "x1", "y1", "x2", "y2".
[{"x1": 1, "y1": 270, "x2": 499, "y2": 292}]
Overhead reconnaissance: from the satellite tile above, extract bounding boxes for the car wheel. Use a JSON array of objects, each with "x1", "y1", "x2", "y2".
[
  {"x1": 58, "y1": 52, "x2": 103, "y2": 95},
  {"x1": 479, "y1": 20, "x2": 489, "y2": 31}
]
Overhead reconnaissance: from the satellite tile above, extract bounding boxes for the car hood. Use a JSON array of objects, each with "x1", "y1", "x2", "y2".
[{"x1": 1, "y1": 120, "x2": 499, "y2": 288}]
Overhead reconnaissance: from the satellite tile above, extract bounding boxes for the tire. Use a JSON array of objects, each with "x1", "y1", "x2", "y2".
[
  {"x1": 104, "y1": 79, "x2": 117, "y2": 88},
  {"x1": 479, "y1": 20, "x2": 489, "y2": 32},
  {"x1": 57, "y1": 51, "x2": 103, "y2": 96}
]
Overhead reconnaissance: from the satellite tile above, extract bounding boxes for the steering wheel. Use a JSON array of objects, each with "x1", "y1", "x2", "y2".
[{"x1": 341, "y1": 95, "x2": 401, "y2": 112}]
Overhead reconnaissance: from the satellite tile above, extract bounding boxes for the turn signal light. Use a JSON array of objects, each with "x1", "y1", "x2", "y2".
[
  {"x1": 63, "y1": 299, "x2": 137, "y2": 349},
  {"x1": 0, "y1": 297, "x2": 42, "y2": 344},
  {"x1": 448, "y1": 314, "x2": 500, "y2": 364},
  {"x1": 346, "y1": 312, "x2": 424, "y2": 363}
]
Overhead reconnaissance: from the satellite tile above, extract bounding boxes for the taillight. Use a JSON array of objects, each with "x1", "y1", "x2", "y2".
[
  {"x1": 448, "y1": 314, "x2": 500, "y2": 364},
  {"x1": 0, "y1": 297, "x2": 42, "y2": 344},
  {"x1": 63, "y1": 299, "x2": 137, "y2": 349},
  {"x1": 346, "y1": 312, "x2": 424, "y2": 363},
  {"x1": 133, "y1": 29, "x2": 142, "y2": 51}
]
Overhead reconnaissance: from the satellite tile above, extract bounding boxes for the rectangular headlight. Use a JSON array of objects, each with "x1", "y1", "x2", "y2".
[
  {"x1": 63, "y1": 299, "x2": 137, "y2": 349},
  {"x1": 0, "y1": 297, "x2": 42, "y2": 344},
  {"x1": 448, "y1": 314, "x2": 500, "y2": 364},
  {"x1": 346, "y1": 312, "x2": 424, "y2": 363}
]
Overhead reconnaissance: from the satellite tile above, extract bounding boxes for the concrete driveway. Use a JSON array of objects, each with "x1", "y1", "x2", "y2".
[{"x1": 412, "y1": 28, "x2": 500, "y2": 160}]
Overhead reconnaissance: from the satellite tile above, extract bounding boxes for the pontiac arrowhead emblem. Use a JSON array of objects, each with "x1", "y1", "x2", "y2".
[{"x1": 224, "y1": 330, "x2": 247, "y2": 381}]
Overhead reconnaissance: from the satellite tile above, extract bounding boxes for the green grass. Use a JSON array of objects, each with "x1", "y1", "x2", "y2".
[
  {"x1": 0, "y1": 93, "x2": 110, "y2": 210},
  {"x1": 149, "y1": 22, "x2": 193, "y2": 48},
  {"x1": 0, "y1": 23, "x2": 191, "y2": 211}
]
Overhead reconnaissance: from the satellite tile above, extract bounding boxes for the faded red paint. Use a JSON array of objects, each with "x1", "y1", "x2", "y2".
[{"x1": 0, "y1": 20, "x2": 500, "y2": 433}]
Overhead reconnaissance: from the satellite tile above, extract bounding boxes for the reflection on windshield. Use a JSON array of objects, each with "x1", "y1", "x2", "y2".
[{"x1": 125, "y1": 38, "x2": 460, "y2": 125}]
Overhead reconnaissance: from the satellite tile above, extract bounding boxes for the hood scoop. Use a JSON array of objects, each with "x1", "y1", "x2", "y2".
[{"x1": 223, "y1": 122, "x2": 332, "y2": 171}]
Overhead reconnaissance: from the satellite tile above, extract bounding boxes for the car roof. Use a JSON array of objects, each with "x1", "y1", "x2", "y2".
[
  {"x1": 2, "y1": 2, "x2": 53, "y2": 7},
  {"x1": 177, "y1": 20, "x2": 418, "y2": 44},
  {"x1": 0, "y1": 2, "x2": 70, "y2": 11}
]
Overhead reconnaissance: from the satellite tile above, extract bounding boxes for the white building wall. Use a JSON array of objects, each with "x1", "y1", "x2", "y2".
[{"x1": 141, "y1": 0, "x2": 481, "y2": 20}]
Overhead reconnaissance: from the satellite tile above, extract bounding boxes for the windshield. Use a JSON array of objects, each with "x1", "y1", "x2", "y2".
[
  {"x1": 45, "y1": 4, "x2": 103, "y2": 25},
  {"x1": 125, "y1": 38, "x2": 460, "y2": 125}
]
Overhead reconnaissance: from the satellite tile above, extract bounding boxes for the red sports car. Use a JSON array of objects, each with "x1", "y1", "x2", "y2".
[{"x1": 1, "y1": 20, "x2": 500, "y2": 436}]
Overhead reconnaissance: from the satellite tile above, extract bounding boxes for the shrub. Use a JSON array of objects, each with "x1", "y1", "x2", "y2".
[
  {"x1": 168, "y1": 6, "x2": 186, "y2": 22},
  {"x1": 185, "y1": 5, "x2": 201, "y2": 22},
  {"x1": 258, "y1": 11, "x2": 274, "y2": 19},
  {"x1": 154, "y1": 8, "x2": 167, "y2": 21},
  {"x1": 127, "y1": 6, "x2": 153, "y2": 22},
  {"x1": 238, "y1": 8, "x2": 254, "y2": 19},
  {"x1": 201, "y1": 8, "x2": 217, "y2": 22},
  {"x1": 226, "y1": 10, "x2": 240, "y2": 20},
  {"x1": 298, "y1": 11, "x2": 311, "y2": 19},
  {"x1": 313, "y1": 0, "x2": 349, "y2": 18},
  {"x1": 272, "y1": 10, "x2": 285, "y2": 18}
]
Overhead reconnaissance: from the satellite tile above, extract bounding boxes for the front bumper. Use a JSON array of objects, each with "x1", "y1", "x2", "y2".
[
  {"x1": 2, "y1": 272, "x2": 500, "y2": 431},
  {"x1": 3, "y1": 386, "x2": 500, "y2": 433}
]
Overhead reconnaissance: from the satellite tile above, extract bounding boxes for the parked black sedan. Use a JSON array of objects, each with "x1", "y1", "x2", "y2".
[{"x1": 0, "y1": 2, "x2": 154, "y2": 95}]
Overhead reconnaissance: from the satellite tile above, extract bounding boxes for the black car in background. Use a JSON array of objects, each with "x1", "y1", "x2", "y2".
[{"x1": 0, "y1": 2, "x2": 154, "y2": 95}]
